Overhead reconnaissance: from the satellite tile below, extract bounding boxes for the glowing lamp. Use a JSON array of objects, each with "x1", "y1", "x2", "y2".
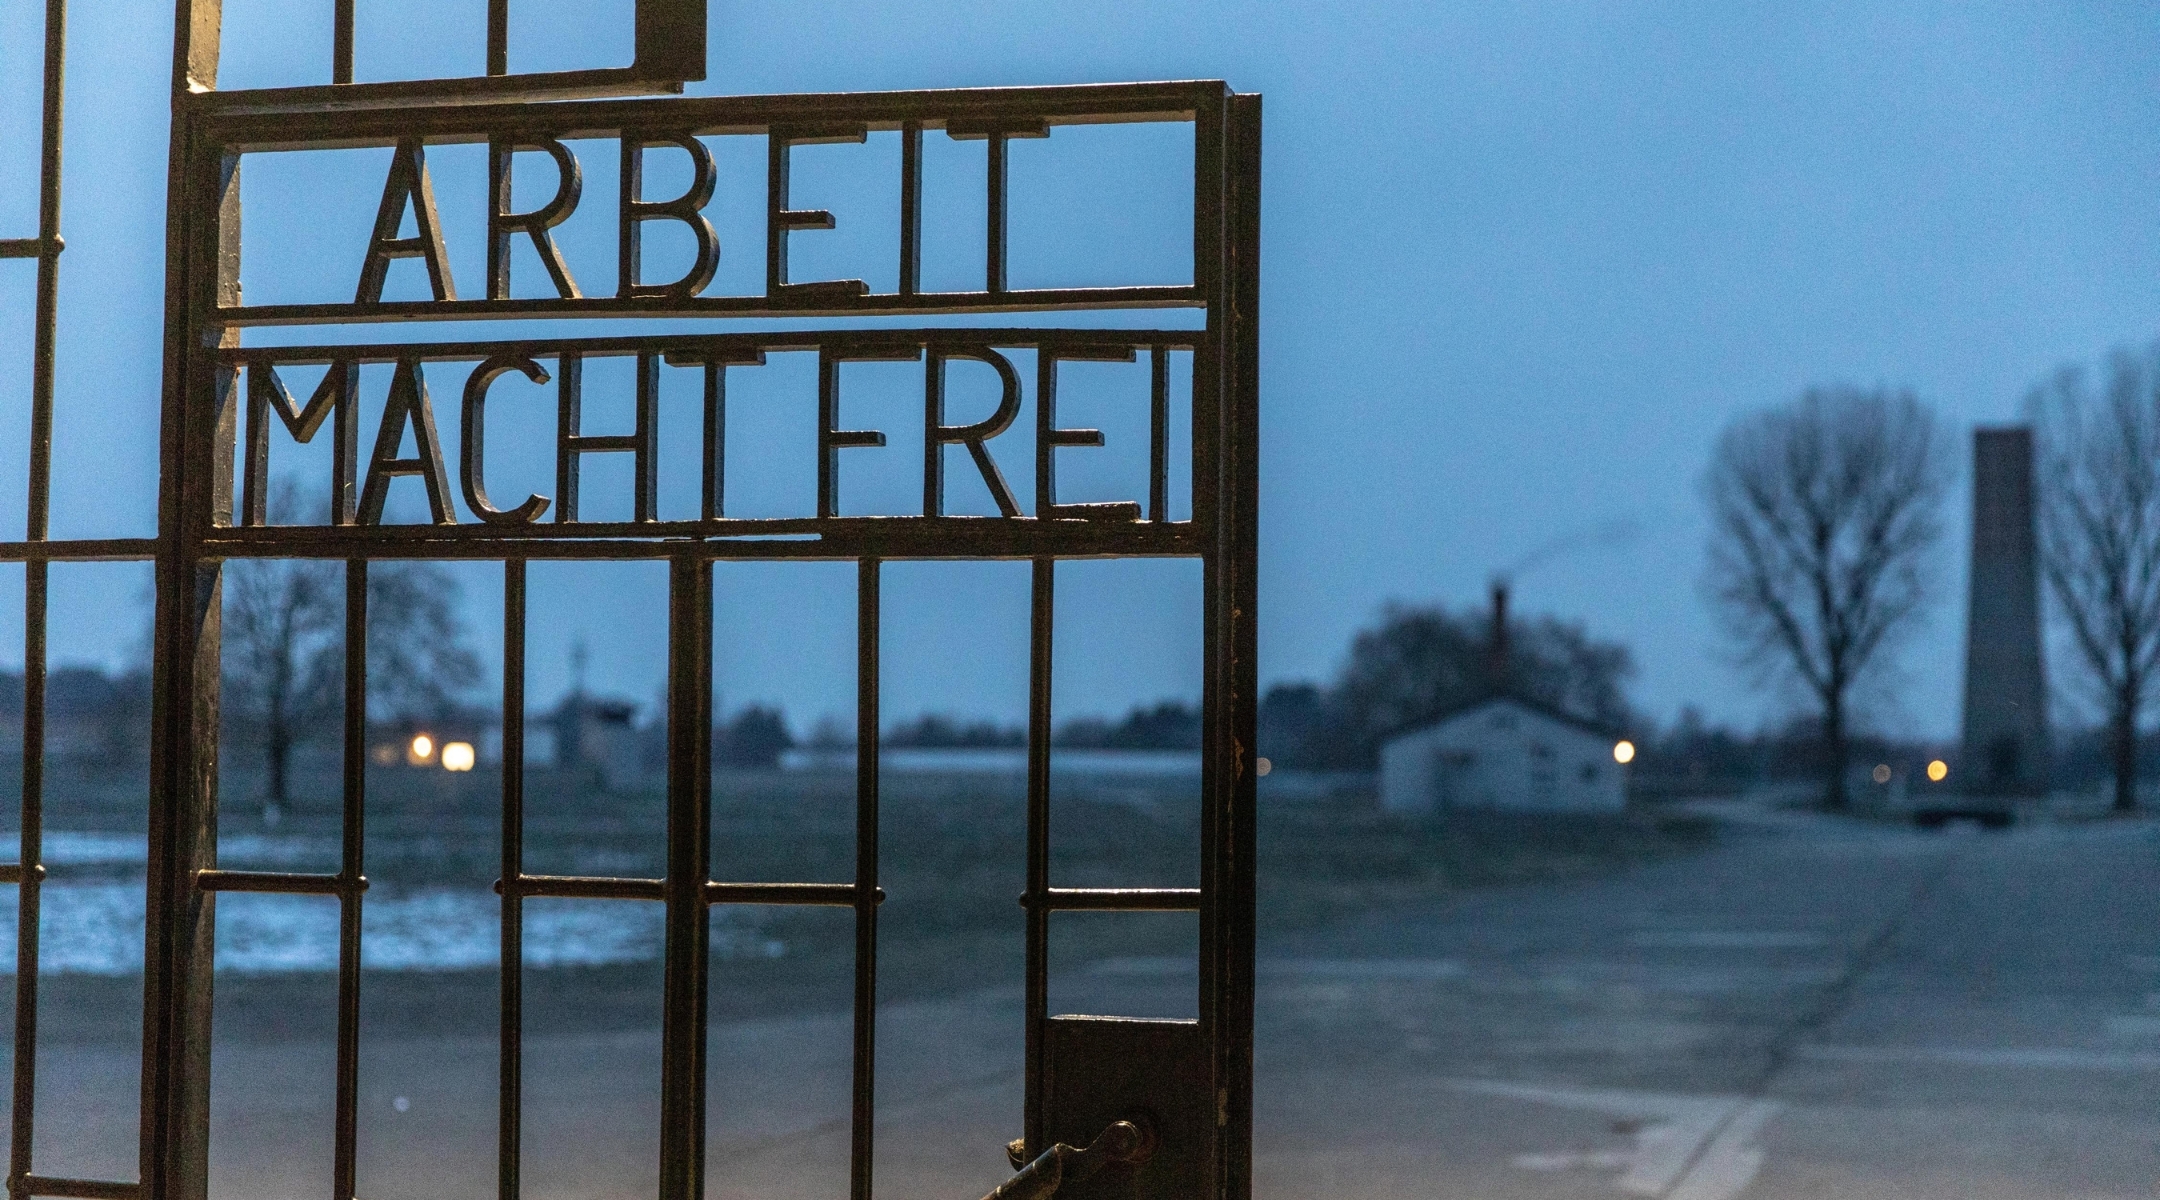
[
  {"x1": 442, "y1": 741, "x2": 476, "y2": 772},
  {"x1": 407, "y1": 734, "x2": 435, "y2": 766},
  {"x1": 1927, "y1": 759, "x2": 1949, "y2": 783},
  {"x1": 1612, "y1": 740, "x2": 1636, "y2": 765}
]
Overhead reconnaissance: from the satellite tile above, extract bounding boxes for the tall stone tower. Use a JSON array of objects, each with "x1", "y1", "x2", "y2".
[{"x1": 1960, "y1": 426, "x2": 2047, "y2": 794}]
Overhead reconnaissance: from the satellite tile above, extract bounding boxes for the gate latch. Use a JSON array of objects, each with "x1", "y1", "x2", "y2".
[{"x1": 980, "y1": 1119, "x2": 1156, "y2": 1200}]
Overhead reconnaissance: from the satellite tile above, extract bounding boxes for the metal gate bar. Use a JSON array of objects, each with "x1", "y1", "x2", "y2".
[
  {"x1": 497, "y1": 558, "x2": 525, "y2": 1200},
  {"x1": 851, "y1": 558, "x2": 881, "y2": 1200},
  {"x1": 657, "y1": 555, "x2": 712, "y2": 1200}
]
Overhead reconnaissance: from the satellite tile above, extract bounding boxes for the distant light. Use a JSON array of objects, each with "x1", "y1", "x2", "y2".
[
  {"x1": 408, "y1": 734, "x2": 434, "y2": 766},
  {"x1": 1256, "y1": 756, "x2": 1272, "y2": 777},
  {"x1": 441, "y1": 741, "x2": 476, "y2": 772},
  {"x1": 1613, "y1": 740, "x2": 1636, "y2": 765},
  {"x1": 1927, "y1": 759, "x2": 1949, "y2": 783},
  {"x1": 1872, "y1": 764, "x2": 1892, "y2": 785}
]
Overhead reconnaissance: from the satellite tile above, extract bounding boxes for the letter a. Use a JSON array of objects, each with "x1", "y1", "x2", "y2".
[
  {"x1": 356, "y1": 140, "x2": 458, "y2": 304},
  {"x1": 358, "y1": 359, "x2": 459, "y2": 525}
]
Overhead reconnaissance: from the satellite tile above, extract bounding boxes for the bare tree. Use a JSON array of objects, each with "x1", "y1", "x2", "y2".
[
  {"x1": 1704, "y1": 386, "x2": 1949, "y2": 809},
  {"x1": 365, "y1": 563, "x2": 484, "y2": 724},
  {"x1": 221, "y1": 555, "x2": 342, "y2": 816},
  {"x1": 222, "y1": 481, "x2": 483, "y2": 816},
  {"x1": 2029, "y1": 346, "x2": 2160, "y2": 813}
]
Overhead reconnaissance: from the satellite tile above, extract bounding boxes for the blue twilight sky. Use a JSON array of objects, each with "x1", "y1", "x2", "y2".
[{"x1": 0, "y1": 1, "x2": 2156, "y2": 738}]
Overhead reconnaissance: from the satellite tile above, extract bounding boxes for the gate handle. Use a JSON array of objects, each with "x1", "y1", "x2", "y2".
[{"x1": 982, "y1": 1119, "x2": 1154, "y2": 1200}]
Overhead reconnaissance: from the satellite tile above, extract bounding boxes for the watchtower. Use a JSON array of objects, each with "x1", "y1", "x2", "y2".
[{"x1": 1960, "y1": 426, "x2": 2047, "y2": 794}]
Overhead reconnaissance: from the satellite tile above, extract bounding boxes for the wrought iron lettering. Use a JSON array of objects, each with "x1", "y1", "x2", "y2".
[
  {"x1": 225, "y1": 333, "x2": 1189, "y2": 534},
  {"x1": 203, "y1": 85, "x2": 1221, "y2": 326},
  {"x1": 356, "y1": 358, "x2": 456, "y2": 525},
  {"x1": 242, "y1": 359, "x2": 357, "y2": 526},
  {"x1": 489, "y1": 138, "x2": 584, "y2": 300},
  {"x1": 1037, "y1": 344, "x2": 1145, "y2": 523},
  {"x1": 817, "y1": 345, "x2": 910, "y2": 520},
  {"x1": 767, "y1": 124, "x2": 871, "y2": 302},
  {"x1": 925, "y1": 347, "x2": 1024, "y2": 519},
  {"x1": 618, "y1": 134, "x2": 719, "y2": 299},
  {"x1": 355, "y1": 140, "x2": 457, "y2": 304},
  {"x1": 460, "y1": 353, "x2": 553, "y2": 524}
]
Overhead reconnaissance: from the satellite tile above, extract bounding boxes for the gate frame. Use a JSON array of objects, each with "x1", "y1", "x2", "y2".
[{"x1": 0, "y1": 8, "x2": 1279, "y2": 1200}]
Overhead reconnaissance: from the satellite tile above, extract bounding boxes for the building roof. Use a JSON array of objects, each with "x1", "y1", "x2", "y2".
[{"x1": 1388, "y1": 693, "x2": 1624, "y2": 745}]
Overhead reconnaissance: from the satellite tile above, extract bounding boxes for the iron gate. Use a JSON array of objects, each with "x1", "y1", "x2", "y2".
[{"x1": 3, "y1": 3, "x2": 1259, "y2": 1199}]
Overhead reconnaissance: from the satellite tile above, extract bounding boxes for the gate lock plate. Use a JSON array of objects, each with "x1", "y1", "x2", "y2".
[{"x1": 1038, "y1": 1016, "x2": 1210, "y2": 1200}]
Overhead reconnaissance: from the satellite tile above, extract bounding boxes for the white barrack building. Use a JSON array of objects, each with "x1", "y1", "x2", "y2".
[{"x1": 1380, "y1": 695, "x2": 1628, "y2": 814}]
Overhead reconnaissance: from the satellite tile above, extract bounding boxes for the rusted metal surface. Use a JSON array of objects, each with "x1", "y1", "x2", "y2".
[
  {"x1": 1041, "y1": 1018, "x2": 1210, "y2": 1200},
  {"x1": 0, "y1": 5, "x2": 1261, "y2": 1200},
  {"x1": 984, "y1": 1119, "x2": 1154, "y2": 1200}
]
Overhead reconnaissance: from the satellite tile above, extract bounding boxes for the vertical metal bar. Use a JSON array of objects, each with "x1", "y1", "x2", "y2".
[
  {"x1": 11, "y1": 0, "x2": 66, "y2": 1180},
  {"x1": 1191, "y1": 88, "x2": 1232, "y2": 1200},
  {"x1": 816, "y1": 350, "x2": 839, "y2": 520},
  {"x1": 898, "y1": 120, "x2": 922, "y2": 297},
  {"x1": 847, "y1": 558, "x2": 880, "y2": 1200},
  {"x1": 486, "y1": 0, "x2": 509, "y2": 76},
  {"x1": 701, "y1": 362, "x2": 724, "y2": 522},
  {"x1": 764, "y1": 133, "x2": 789, "y2": 299},
  {"x1": 657, "y1": 556, "x2": 712, "y2": 1200},
  {"x1": 333, "y1": 560, "x2": 367, "y2": 1200},
  {"x1": 1216, "y1": 91, "x2": 1264, "y2": 1200},
  {"x1": 633, "y1": 353, "x2": 659, "y2": 522},
  {"x1": 985, "y1": 134, "x2": 1006, "y2": 295},
  {"x1": 1021, "y1": 557, "x2": 1053, "y2": 1157},
  {"x1": 26, "y1": 0, "x2": 65, "y2": 544},
  {"x1": 332, "y1": 0, "x2": 355, "y2": 84},
  {"x1": 497, "y1": 558, "x2": 525, "y2": 1200},
  {"x1": 1149, "y1": 347, "x2": 1169, "y2": 523},
  {"x1": 145, "y1": 24, "x2": 234, "y2": 1197},
  {"x1": 1188, "y1": 95, "x2": 1226, "y2": 543},
  {"x1": 140, "y1": 561, "x2": 221, "y2": 1200},
  {"x1": 553, "y1": 352, "x2": 582, "y2": 523},
  {"x1": 9, "y1": 563, "x2": 49, "y2": 1200}
]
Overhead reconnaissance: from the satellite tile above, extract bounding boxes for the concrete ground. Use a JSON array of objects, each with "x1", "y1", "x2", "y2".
[{"x1": 22, "y1": 799, "x2": 2160, "y2": 1199}]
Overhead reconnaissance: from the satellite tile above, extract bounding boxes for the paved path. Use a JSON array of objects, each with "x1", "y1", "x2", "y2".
[
  {"x1": 24, "y1": 803, "x2": 2160, "y2": 1199},
  {"x1": 1254, "y1": 806, "x2": 2160, "y2": 1199}
]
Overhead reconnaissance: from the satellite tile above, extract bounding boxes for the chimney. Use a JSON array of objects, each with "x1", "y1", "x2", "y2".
[{"x1": 1487, "y1": 579, "x2": 1510, "y2": 696}]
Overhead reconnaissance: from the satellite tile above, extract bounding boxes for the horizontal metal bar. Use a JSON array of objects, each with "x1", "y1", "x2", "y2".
[
  {"x1": 499, "y1": 874, "x2": 664, "y2": 901},
  {"x1": 492, "y1": 877, "x2": 884, "y2": 906},
  {"x1": 1028, "y1": 888, "x2": 1203, "y2": 912},
  {"x1": 219, "y1": 328, "x2": 1199, "y2": 364},
  {"x1": 19, "y1": 1176, "x2": 141, "y2": 1200},
  {"x1": 706, "y1": 882, "x2": 882, "y2": 907},
  {"x1": 187, "y1": 67, "x2": 684, "y2": 117},
  {"x1": 0, "y1": 864, "x2": 45, "y2": 884},
  {"x1": 195, "y1": 870, "x2": 363, "y2": 896},
  {"x1": 196, "y1": 80, "x2": 1225, "y2": 151},
  {"x1": 218, "y1": 288, "x2": 1200, "y2": 328},
  {"x1": 0, "y1": 237, "x2": 60, "y2": 259},
  {"x1": 0, "y1": 538, "x2": 157, "y2": 562},
  {"x1": 196, "y1": 521, "x2": 1204, "y2": 562}
]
